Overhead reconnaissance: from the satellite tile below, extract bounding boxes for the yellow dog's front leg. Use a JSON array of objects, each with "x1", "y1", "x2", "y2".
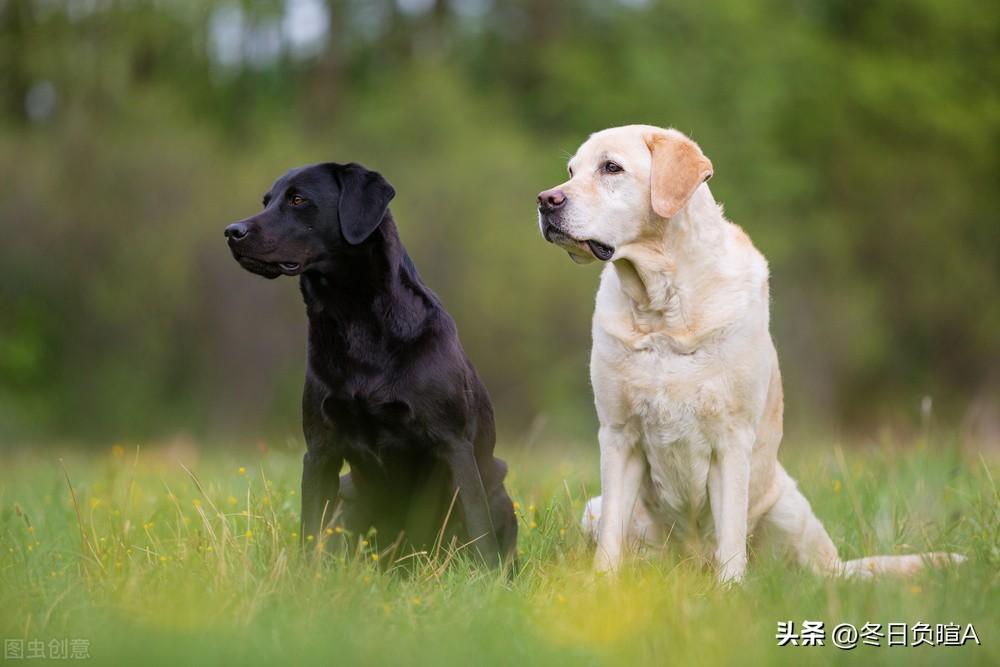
[
  {"x1": 709, "y1": 429, "x2": 753, "y2": 584},
  {"x1": 594, "y1": 424, "x2": 645, "y2": 574}
]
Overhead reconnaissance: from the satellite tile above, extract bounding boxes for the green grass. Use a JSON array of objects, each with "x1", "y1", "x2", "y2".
[{"x1": 0, "y1": 436, "x2": 997, "y2": 666}]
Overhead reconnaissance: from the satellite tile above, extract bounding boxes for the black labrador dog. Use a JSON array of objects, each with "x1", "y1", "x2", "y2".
[{"x1": 224, "y1": 162, "x2": 516, "y2": 567}]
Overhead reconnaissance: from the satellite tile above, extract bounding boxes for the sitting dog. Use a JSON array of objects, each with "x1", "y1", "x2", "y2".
[
  {"x1": 537, "y1": 124, "x2": 963, "y2": 582},
  {"x1": 225, "y1": 162, "x2": 516, "y2": 566}
]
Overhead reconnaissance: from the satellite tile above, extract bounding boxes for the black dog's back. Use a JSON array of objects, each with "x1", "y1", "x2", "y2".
[{"x1": 226, "y1": 162, "x2": 516, "y2": 565}]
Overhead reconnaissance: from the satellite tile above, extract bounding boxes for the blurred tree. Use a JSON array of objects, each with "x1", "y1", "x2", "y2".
[{"x1": 0, "y1": 0, "x2": 997, "y2": 444}]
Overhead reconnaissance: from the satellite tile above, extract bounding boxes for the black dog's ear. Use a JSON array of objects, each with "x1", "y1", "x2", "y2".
[{"x1": 335, "y1": 163, "x2": 396, "y2": 245}]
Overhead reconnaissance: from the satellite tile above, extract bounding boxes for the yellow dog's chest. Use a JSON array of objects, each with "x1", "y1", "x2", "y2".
[{"x1": 624, "y1": 346, "x2": 734, "y2": 519}]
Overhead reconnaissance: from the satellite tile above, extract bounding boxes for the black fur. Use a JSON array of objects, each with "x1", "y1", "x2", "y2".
[{"x1": 224, "y1": 162, "x2": 516, "y2": 566}]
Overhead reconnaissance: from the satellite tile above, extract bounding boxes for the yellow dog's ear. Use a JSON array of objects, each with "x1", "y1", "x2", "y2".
[{"x1": 645, "y1": 130, "x2": 713, "y2": 219}]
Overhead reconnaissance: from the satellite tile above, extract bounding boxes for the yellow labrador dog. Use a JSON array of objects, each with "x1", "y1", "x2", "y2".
[{"x1": 537, "y1": 124, "x2": 963, "y2": 583}]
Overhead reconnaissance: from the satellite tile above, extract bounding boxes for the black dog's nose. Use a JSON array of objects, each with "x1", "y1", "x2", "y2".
[
  {"x1": 537, "y1": 188, "x2": 567, "y2": 212},
  {"x1": 225, "y1": 221, "x2": 249, "y2": 241}
]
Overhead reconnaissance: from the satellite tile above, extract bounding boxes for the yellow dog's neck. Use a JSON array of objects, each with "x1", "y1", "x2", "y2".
[{"x1": 608, "y1": 187, "x2": 760, "y2": 353}]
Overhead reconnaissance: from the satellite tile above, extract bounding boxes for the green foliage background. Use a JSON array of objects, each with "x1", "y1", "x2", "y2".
[{"x1": 0, "y1": 0, "x2": 998, "y2": 444}]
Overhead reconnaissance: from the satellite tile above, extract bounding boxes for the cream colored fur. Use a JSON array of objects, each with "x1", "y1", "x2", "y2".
[{"x1": 540, "y1": 124, "x2": 963, "y2": 582}]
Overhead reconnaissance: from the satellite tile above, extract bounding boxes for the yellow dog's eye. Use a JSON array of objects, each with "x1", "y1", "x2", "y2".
[
  {"x1": 603, "y1": 161, "x2": 623, "y2": 173},
  {"x1": 289, "y1": 194, "x2": 306, "y2": 206}
]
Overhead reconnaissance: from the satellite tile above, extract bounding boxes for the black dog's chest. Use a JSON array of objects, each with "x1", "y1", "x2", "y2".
[
  {"x1": 319, "y1": 385, "x2": 442, "y2": 500},
  {"x1": 323, "y1": 385, "x2": 414, "y2": 433},
  {"x1": 311, "y1": 363, "x2": 431, "y2": 456}
]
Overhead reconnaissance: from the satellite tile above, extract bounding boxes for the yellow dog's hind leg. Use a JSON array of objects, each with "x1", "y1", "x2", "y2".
[{"x1": 757, "y1": 464, "x2": 964, "y2": 578}]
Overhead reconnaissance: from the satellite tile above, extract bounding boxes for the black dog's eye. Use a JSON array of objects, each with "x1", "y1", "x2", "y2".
[
  {"x1": 603, "y1": 161, "x2": 623, "y2": 174},
  {"x1": 289, "y1": 194, "x2": 307, "y2": 207}
]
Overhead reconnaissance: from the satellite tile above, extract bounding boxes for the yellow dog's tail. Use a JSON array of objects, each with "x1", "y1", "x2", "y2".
[{"x1": 838, "y1": 553, "x2": 966, "y2": 578}]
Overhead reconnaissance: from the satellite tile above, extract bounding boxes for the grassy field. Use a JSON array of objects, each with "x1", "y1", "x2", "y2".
[{"x1": 0, "y1": 436, "x2": 996, "y2": 666}]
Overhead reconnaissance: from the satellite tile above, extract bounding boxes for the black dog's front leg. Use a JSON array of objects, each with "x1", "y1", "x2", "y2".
[
  {"x1": 300, "y1": 448, "x2": 343, "y2": 544},
  {"x1": 444, "y1": 440, "x2": 502, "y2": 566}
]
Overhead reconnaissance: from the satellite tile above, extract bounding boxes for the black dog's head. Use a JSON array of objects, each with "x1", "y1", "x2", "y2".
[{"x1": 225, "y1": 162, "x2": 395, "y2": 279}]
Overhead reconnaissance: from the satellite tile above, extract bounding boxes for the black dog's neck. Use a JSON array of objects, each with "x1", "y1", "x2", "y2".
[{"x1": 300, "y1": 211, "x2": 432, "y2": 344}]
